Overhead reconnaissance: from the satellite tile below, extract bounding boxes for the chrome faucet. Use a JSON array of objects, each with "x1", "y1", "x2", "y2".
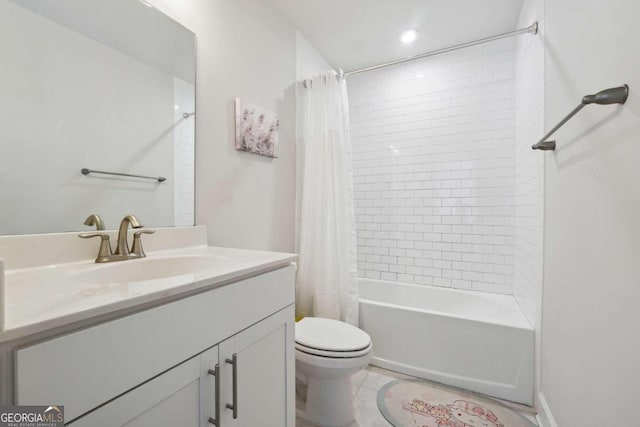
[{"x1": 79, "y1": 214, "x2": 154, "y2": 263}]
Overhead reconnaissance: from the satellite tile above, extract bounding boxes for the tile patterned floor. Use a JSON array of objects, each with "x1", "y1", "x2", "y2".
[{"x1": 296, "y1": 365, "x2": 537, "y2": 427}]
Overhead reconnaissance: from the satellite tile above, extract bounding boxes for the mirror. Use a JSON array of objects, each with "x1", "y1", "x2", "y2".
[{"x1": 0, "y1": 0, "x2": 196, "y2": 235}]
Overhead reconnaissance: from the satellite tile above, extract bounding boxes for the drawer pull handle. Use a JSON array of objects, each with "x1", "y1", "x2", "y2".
[
  {"x1": 225, "y1": 354, "x2": 238, "y2": 419},
  {"x1": 208, "y1": 364, "x2": 221, "y2": 425}
]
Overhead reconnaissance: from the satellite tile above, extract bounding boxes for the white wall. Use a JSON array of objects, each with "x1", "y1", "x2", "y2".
[
  {"x1": 0, "y1": 1, "x2": 182, "y2": 234},
  {"x1": 348, "y1": 40, "x2": 517, "y2": 294},
  {"x1": 539, "y1": 0, "x2": 640, "y2": 425},
  {"x1": 296, "y1": 32, "x2": 333, "y2": 81},
  {"x1": 173, "y1": 78, "x2": 196, "y2": 226},
  {"x1": 148, "y1": 0, "x2": 298, "y2": 252}
]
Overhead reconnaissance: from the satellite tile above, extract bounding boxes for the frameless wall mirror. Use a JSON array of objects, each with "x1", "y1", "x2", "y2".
[{"x1": 0, "y1": 0, "x2": 196, "y2": 235}]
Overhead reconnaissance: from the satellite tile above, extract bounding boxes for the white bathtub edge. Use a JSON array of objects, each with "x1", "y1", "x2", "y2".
[
  {"x1": 359, "y1": 298, "x2": 534, "y2": 332},
  {"x1": 359, "y1": 279, "x2": 534, "y2": 330},
  {"x1": 536, "y1": 392, "x2": 558, "y2": 427},
  {"x1": 359, "y1": 278, "x2": 534, "y2": 405}
]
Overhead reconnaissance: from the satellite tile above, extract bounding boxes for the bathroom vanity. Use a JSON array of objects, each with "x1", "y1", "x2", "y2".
[
  {"x1": 0, "y1": 2, "x2": 299, "y2": 425},
  {"x1": 0, "y1": 226, "x2": 297, "y2": 426}
]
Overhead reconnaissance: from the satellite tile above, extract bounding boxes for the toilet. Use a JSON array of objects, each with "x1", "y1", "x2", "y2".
[{"x1": 295, "y1": 317, "x2": 373, "y2": 427}]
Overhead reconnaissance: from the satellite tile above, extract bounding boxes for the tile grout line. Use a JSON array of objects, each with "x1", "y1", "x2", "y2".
[{"x1": 352, "y1": 368, "x2": 369, "y2": 397}]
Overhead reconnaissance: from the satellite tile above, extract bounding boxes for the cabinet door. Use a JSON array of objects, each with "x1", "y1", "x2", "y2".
[
  {"x1": 70, "y1": 354, "x2": 205, "y2": 427},
  {"x1": 219, "y1": 305, "x2": 295, "y2": 427}
]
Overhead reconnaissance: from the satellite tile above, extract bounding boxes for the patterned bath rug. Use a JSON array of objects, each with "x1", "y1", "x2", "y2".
[{"x1": 377, "y1": 379, "x2": 536, "y2": 427}]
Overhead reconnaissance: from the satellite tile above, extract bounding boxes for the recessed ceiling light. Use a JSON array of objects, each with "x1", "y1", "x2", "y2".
[{"x1": 401, "y1": 30, "x2": 418, "y2": 44}]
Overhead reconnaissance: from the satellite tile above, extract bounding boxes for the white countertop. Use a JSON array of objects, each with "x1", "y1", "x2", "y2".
[{"x1": 1, "y1": 244, "x2": 297, "y2": 343}]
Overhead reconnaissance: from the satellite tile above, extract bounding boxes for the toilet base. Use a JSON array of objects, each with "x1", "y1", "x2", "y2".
[{"x1": 301, "y1": 375, "x2": 354, "y2": 427}]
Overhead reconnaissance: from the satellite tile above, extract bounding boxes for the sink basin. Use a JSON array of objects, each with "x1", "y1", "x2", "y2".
[{"x1": 71, "y1": 255, "x2": 224, "y2": 284}]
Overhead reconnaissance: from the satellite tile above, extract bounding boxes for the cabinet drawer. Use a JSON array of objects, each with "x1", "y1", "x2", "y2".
[{"x1": 15, "y1": 265, "x2": 295, "y2": 422}]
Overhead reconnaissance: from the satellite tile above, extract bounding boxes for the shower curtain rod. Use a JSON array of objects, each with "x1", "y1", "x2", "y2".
[{"x1": 343, "y1": 21, "x2": 538, "y2": 77}]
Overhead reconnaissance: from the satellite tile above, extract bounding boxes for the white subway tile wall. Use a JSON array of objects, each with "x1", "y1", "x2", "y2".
[
  {"x1": 514, "y1": 0, "x2": 544, "y2": 325},
  {"x1": 348, "y1": 39, "x2": 516, "y2": 294}
]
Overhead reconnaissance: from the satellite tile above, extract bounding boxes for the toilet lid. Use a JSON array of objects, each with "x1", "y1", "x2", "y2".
[{"x1": 295, "y1": 317, "x2": 371, "y2": 352}]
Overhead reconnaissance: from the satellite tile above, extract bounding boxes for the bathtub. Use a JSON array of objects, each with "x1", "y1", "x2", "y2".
[{"x1": 358, "y1": 279, "x2": 534, "y2": 405}]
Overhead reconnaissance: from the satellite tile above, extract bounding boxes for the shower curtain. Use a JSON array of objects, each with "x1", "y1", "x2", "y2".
[{"x1": 296, "y1": 72, "x2": 359, "y2": 326}]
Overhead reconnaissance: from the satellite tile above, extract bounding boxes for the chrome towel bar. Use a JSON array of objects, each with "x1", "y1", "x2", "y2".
[
  {"x1": 532, "y1": 85, "x2": 629, "y2": 151},
  {"x1": 81, "y1": 168, "x2": 166, "y2": 183}
]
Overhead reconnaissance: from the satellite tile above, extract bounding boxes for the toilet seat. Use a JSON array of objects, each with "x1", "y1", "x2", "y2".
[
  {"x1": 296, "y1": 344, "x2": 373, "y2": 371},
  {"x1": 295, "y1": 341, "x2": 372, "y2": 358},
  {"x1": 295, "y1": 317, "x2": 371, "y2": 357}
]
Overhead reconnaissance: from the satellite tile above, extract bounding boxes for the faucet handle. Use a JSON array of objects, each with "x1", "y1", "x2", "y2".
[
  {"x1": 131, "y1": 230, "x2": 155, "y2": 258},
  {"x1": 79, "y1": 232, "x2": 109, "y2": 239},
  {"x1": 79, "y1": 232, "x2": 113, "y2": 263},
  {"x1": 133, "y1": 230, "x2": 155, "y2": 237}
]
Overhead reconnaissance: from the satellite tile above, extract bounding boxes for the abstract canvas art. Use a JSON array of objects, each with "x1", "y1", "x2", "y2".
[{"x1": 234, "y1": 98, "x2": 279, "y2": 158}]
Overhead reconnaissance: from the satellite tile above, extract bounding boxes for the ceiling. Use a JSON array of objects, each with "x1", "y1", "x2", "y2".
[{"x1": 269, "y1": 0, "x2": 525, "y2": 72}]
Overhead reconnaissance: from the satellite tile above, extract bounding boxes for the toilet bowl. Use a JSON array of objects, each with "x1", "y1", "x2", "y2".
[{"x1": 295, "y1": 317, "x2": 373, "y2": 427}]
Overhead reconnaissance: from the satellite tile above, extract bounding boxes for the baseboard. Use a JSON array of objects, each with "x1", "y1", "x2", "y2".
[{"x1": 536, "y1": 392, "x2": 558, "y2": 427}]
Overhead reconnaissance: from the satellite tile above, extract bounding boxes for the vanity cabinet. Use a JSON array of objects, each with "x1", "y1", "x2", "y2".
[
  {"x1": 14, "y1": 265, "x2": 296, "y2": 426},
  {"x1": 70, "y1": 305, "x2": 294, "y2": 427}
]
